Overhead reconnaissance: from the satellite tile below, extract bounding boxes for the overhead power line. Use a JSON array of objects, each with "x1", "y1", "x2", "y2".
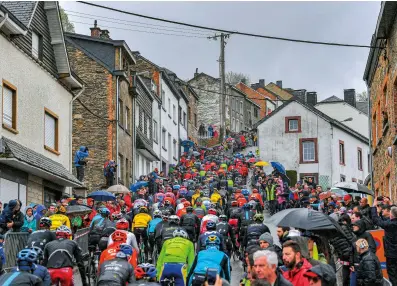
[
  {"x1": 77, "y1": 1, "x2": 382, "y2": 49},
  {"x1": 76, "y1": 98, "x2": 116, "y2": 122}
]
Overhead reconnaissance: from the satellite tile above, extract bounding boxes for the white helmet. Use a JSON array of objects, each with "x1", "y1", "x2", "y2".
[{"x1": 173, "y1": 228, "x2": 188, "y2": 239}]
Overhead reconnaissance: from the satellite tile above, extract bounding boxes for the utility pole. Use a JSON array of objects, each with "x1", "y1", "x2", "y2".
[{"x1": 208, "y1": 33, "x2": 230, "y2": 142}]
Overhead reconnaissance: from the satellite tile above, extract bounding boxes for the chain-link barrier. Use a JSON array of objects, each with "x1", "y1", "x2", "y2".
[{"x1": 3, "y1": 232, "x2": 30, "y2": 268}]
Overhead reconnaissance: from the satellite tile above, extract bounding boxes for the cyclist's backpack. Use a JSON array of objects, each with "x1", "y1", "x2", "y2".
[{"x1": 216, "y1": 222, "x2": 229, "y2": 237}]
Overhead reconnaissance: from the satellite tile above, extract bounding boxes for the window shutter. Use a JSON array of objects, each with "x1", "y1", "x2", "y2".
[
  {"x1": 3, "y1": 86, "x2": 13, "y2": 126},
  {"x1": 45, "y1": 113, "x2": 55, "y2": 149}
]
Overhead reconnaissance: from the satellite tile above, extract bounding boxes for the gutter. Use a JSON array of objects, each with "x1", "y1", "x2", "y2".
[
  {"x1": 368, "y1": 86, "x2": 374, "y2": 194},
  {"x1": 69, "y1": 85, "x2": 86, "y2": 172}
]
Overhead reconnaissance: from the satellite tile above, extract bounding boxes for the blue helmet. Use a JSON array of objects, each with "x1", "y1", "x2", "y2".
[
  {"x1": 116, "y1": 251, "x2": 128, "y2": 260},
  {"x1": 136, "y1": 263, "x2": 157, "y2": 279},
  {"x1": 205, "y1": 235, "x2": 221, "y2": 248},
  {"x1": 119, "y1": 243, "x2": 133, "y2": 256},
  {"x1": 173, "y1": 185, "x2": 181, "y2": 190},
  {"x1": 17, "y1": 248, "x2": 38, "y2": 263},
  {"x1": 206, "y1": 220, "x2": 216, "y2": 230},
  {"x1": 243, "y1": 203, "x2": 250, "y2": 210},
  {"x1": 99, "y1": 207, "x2": 110, "y2": 216},
  {"x1": 242, "y1": 189, "x2": 250, "y2": 196}
]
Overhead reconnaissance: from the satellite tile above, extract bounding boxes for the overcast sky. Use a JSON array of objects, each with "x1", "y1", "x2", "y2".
[{"x1": 60, "y1": 1, "x2": 381, "y2": 100}]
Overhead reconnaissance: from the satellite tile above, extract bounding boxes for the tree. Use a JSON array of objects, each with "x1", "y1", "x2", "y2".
[
  {"x1": 60, "y1": 7, "x2": 75, "y2": 33},
  {"x1": 356, "y1": 91, "x2": 368, "y2": 102},
  {"x1": 225, "y1": 71, "x2": 250, "y2": 85}
]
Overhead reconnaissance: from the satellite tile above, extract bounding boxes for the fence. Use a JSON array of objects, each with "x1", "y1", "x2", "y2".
[{"x1": 3, "y1": 227, "x2": 90, "y2": 269}]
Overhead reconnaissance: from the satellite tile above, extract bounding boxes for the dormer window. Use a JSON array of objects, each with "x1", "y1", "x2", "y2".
[{"x1": 32, "y1": 31, "x2": 42, "y2": 60}]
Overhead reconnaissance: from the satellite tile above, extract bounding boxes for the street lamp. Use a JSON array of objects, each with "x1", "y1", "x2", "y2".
[{"x1": 340, "y1": 117, "x2": 353, "y2": 123}]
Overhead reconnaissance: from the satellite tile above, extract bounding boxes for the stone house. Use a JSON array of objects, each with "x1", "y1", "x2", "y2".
[
  {"x1": 182, "y1": 84, "x2": 199, "y2": 144},
  {"x1": 0, "y1": 1, "x2": 82, "y2": 206},
  {"x1": 65, "y1": 23, "x2": 136, "y2": 191},
  {"x1": 364, "y1": 1, "x2": 397, "y2": 201},
  {"x1": 229, "y1": 87, "x2": 261, "y2": 132}
]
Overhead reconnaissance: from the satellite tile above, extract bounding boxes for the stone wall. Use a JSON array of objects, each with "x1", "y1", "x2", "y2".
[
  {"x1": 27, "y1": 175, "x2": 43, "y2": 205},
  {"x1": 183, "y1": 86, "x2": 199, "y2": 144}
]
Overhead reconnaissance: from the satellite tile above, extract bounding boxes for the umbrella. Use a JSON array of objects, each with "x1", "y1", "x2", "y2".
[
  {"x1": 107, "y1": 184, "x2": 130, "y2": 194},
  {"x1": 87, "y1": 190, "x2": 116, "y2": 201},
  {"x1": 193, "y1": 151, "x2": 200, "y2": 157},
  {"x1": 254, "y1": 161, "x2": 269, "y2": 167},
  {"x1": 66, "y1": 205, "x2": 92, "y2": 215},
  {"x1": 130, "y1": 181, "x2": 149, "y2": 192},
  {"x1": 267, "y1": 208, "x2": 343, "y2": 237},
  {"x1": 334, "y1": 182, "x2": 374, "y2": 196},
  {"x1": 181, "y1": 140, "x2": 194, "y2": 147},
  {"x1": 248, "y1": 158, "x2": 257, "y2": 163},
  {"x1": 271, "y1": 161, "x2": 286, "y2": 175}
]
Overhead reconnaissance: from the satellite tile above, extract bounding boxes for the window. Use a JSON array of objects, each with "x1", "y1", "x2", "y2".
[
  {"x1": 240, "y1": 121, "x2": 243, "y2": 131},
  {"x1": 161, "y1": 89, "x2": 165, "y2": 106},
  {"x1": 300, "y1": 173, "x2": 319, "y2": 185},
  {"x1": 240, "y1": 101, "x2": 243, "y2": 113},
  {"x1": 162, "y1": 128, "x2": 166, "y2": 149},
  {"x1": 285, "y1": 116, "x2": 301, "y2": 133},
  {"x1": 135, "y1": 105, "x2": 140, "y2": 128},
  {"x1": 2, "y1": 80, "x2": 17, "y2": 133},
  {"x1": 232, "y1": 118, "x2": 235, "y2": 131},
  {"x1": 139, "y1": 109, "x2": 143, "y2": 131},
  {"x1": 153, "y1": 121, "x2": 158, "y2": 142},
  {"x1": 183, "y1": 112, "x2": 187, "y2": 127},
  {"x1": 194, "y1": 114, "x2": 197, "y2": 127},
  {"x1": 340, "y1": 174, "x2": 346, "y2": 182},
  {"x1": 32, "y1": 31, "x2": 42, "y2": 60},
  {"x1": 188, "y1": 106, "x2": 191, "y2": 121},
  {"x1": 236, "y1": 119, "x2": 239, "y2": 132},
  {"x1": 125, "y1": 158, "x2": 129, "y2": 185},
  {"x1": 368, "y1": 153, "x2": 370, "y2": 173},
  {"x1": 173, "y1": 105, "x2": 176, "y2": 121},
  {"x1": 146, "y1": 116, "x2": 150, "y2": 138},
  {"x1": 299, "y1": 138, "x2": 318, "y2": 163},
  {"x1": 118, "y1": 153, "x2": 123, "y2": 180},
  {"x1": 173, "y1": 139, "x2": 177, "y2": 158},
  {"x1": 373, "y1": 113, "x2": 378, "y2": 146},
  {"x1": 357, "y1": 147, "x2": 363, "y2": 170},
  {"x1": 118, "y1": 99, "x2": 124, "y2": 127},
  {"x1": 254, "y1": 108, "x2": 258, "y2": 118},
  {"x1": 339, "y1": 140, "x2": 345, "y2": 165},
  {"x1": 168, "y1": 98, "x2": 171, "y2": 113},
  {"x1": 44, "y1": 108, "x2": 59, "y2": 154},
  {"x1": 179, "y1": 106, "x2": 182, "y2": 122},
  {"x1": 125, "y1": 106, "x2": 130, "y2": 132}
]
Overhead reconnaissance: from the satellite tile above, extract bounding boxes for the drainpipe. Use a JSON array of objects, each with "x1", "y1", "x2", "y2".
[
  {"x1": 69, "y1": 85, "x2": 86, "y2": 172},
  {"x1": 159, "y1": 72, "x2": 163, "y2": 172},
  {"x1": 116, "y1": 76, "x2": 120, "y2": 185},
  {"x1": 0, "y1": 13, "x2": 8, "y2": 29},
  {"x1": 132, "y1": 80, "x2": 137, "y2": 182},
  {"x1": 368, "y1": 86, "x2": 373, "y2": 195}
]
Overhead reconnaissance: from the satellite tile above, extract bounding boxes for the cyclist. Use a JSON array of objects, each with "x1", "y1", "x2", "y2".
[
  {"x1": 197, "y1": 220, "x2": 224, "y2": 252},
  {"x1": 243, "y1": 213, "x2": 270, "y2": 249},
  {"x1": 89, "y1": 207, "x2": 115, "y2": 249},
  {"x1": 26, "y1": 217, "x2": 56, "y2": 250},
  {"x1": 111, "y1": 211, "x2": 123, "y2": 222},
  {"x1": 135, "y1": 263, "x2": 160, "y2": 285},
  {"x1": 132, "y1": 206, "x2": 152, "y2": 260},
  {"x1": 200, "y1": 208, "x2": 219, "y2": 234},
  {"x1": 148, "y1": 210, "x2": 162, "y2": 257},
  {"x1": 238, "y1": 203, "x2": 254, "y2": 245},
  {"x1": 216, "y1": 215, "x2": 238, "y2": 256},
  {"x1": 108, "y1": 218, "x2": 139, "y2": 252},
  {"x1": 100, "y1": 243, "x2": 137, "y2": 270},
  {"x1": 160, "y1": 199, "x2": 175, "y2": 215},
  {"x1": 188, "y1": 235, "x2": 231, "y2": 285},
  {"x1": 49, "y1": 205, "x2": 70, "y2": 231},
  {"x1": 0, "y1": 249, "x2": 42, "y2": 285},
  {"x1": 161, "y1": 215, "x2": 185, "y2": 246},
  {"x1": 180, "y1": 206, "x2": 200, "y2": 241},
  {"x1": 156, "y1": 228, "x2": 195, "y2": 286},
  {"x1": 155, "y1": 210, "x2": 170, "y2": 252},
  {"x1": 97, "y1": 251, "x2": 135, "y2": 286},
  {"x1": 193, "y1": 199, "x2": 205, "y2": 219},
  {"x1": 43, "y1": 226, "x2": 88, "y2": 286},
  {"x1": 210, "y1": 188, "x2": 222, "y2": 207},
  {"x1": 176, "y1": 201, "x2": 191, "y2": 217}
]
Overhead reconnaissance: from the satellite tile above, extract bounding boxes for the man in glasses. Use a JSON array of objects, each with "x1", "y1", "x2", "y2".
[{"x1": 303, "y1": 264, "x2": 336, "y2": 286}]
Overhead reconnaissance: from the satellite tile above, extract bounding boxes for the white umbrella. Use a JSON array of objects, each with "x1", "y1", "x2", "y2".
[{"x1": 107, "y1": 184, "x2": 130, "y2": 194}]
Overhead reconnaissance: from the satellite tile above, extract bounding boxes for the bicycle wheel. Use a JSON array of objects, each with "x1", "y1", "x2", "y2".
[
  {"x1": 86, "y1": 256, "x2": 94, "y2": 286},
  {"x1": 139, "y1": 242, "x2": 145, "y2": 264},
  {"x1": 152, "y1": 244, "x2": 158, "y2": 265}
]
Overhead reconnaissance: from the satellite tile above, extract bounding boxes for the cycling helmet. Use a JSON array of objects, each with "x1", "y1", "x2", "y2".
[
  {"x1": 111, "y1": 230, "x2": 127, "y2": 242},
  {"x1": 112, "y1": 212, "x2": 123, "y2": 221},
  {"x1": 173, "y1": 185, "x2": 181, "y2": 190},
  {"x1": 231, "y1": 201, "x2": 238, "y2": 207},
  {"x1": 116, "y1": 218, "x2": 129, "y2": 230},
  {"x1": 206, "y1": 220, "x2": 216, "y2": 230},
  {"x1": 135, "y1": 263, "x2": 157, "y2": 280},
  {"x1": 56, "y1": 226, "x2": 72, "y2": 239},
  {"x1": 153, "y1": 209, "x2": 162, "y2": 218},
  {"x1": 252, "y1": 188, "x2": 259, "y2": 193},
  {"x1": 173, "y1": 228, "x2": 188, "y2": 239},
  {"x1": 249, "y1": 195, "x2": 258, "y2": 201},
  {"x1": 39, "y1": 217, "x2": 52, "y2": 228},
  {"x1": 253, "y1": 213, "x2": 264, "y2": 222},
  {"x1": 139, "y1": 206, "x2": 148, "y2": 213},
  {"x1": 17, "y1": 249, "x2": 38, "y2": 270},
  {"x1": 164, "y1": 200, "x2": 171, "y2": 206},
  {"x1": 205, "y1": 235, "x2": 221, "y2": 248},
  {"x1": 29, "y1": 246, "x2": 43, "y2": 261},
  {"x1": 119, "y1": 243, "x2": 133, "y2": 256},
  {"x1": 235, "y1": 189, "x2": 242, "y2": 194},
  {"x1": 243, "y1": 203, "x2": 250, "y2": 210},
  {"x1": 186, "y1": 206, "x2": 193, "y2": 213},
  {"x1": 183, "y1": 201, "x2": 191, "y2": 208},
  {"x1": 219, "y1": 215, "x2": 228, "y2": 222},
  {"x1": 166, "y1": 187, "x2": 173, "y2": 192},
  {"x1": 208, "y1": 208, "x2": 217, "y2": 215},
  {"x1": 116, "y1": 251, "x2": 128, "y2": 260},
  {"x1": 210, "y1": 203, "x2": 217, "y2": 209},
  {"x1": 180, "y1": 198, "x2": 187, "y2": 203},
  {"x1": 99, "y1": 207, "x2": 110, "y2": 216},
  {"x1": 168, "y1": 215, "x2": 180, "y2": 225},
  {"x1": 242, "y1": 189, "x2": 250, "y2": 196}
]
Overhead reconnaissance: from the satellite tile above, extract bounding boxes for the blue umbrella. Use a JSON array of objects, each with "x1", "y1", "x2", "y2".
[
  {"x1": 87, "y1": 190, "x2": 116, "y2": 201},
  {"x1": 271, "y1": 161, "x2": 286, "y2": 175},
  {"x1": 181, "y1": 140, "x2": 194, "y2": 147},
  {"x1": 130, "y1": 181, "x2": 149, "y2": 192}
]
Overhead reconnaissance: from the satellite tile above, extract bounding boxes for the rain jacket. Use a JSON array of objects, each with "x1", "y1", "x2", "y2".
[
  {"x1": 282, "y1": 258, "x2": 312, "y2": 286},
  {"x1": 74, "y1": 146, "x2": 89, "y2": 167},
  {"x1": 12, "y1": 264, "x2": 51, "y2": 286},
  {"x1": 132, "y1": 213, "x2": 152, "y2": 229},
  {"x1": 34, "y1": 205, "x2": 46, "y2": 226},
  {"x1": 356, "y1": 250, "x2": 383, "y2": 286},
  {"x1": 49, "y1": 213, "x2": 71, "y2": 231},
  {"x1": 148, "y1": 217, "x2": 162, "y2": 234},
  {"x1": 371, "y1": 206, "x2": 397, "y2": 258},
  {"x1": 156, "y1": 237, "x2": 195, "y2": 278},
  {"x1": 22, "y1": 207, "x2": 37, "y2": 233},
  {"x1": 353, "y1": 220, "x2": 376, "y2": 254},
  {"x1": 0, "y1": 200, "x2": 24, "y2": 233}
]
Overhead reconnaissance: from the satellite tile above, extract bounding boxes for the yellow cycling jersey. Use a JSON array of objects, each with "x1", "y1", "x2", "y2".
[
  {"x1": 132, "y1": 213, "x2": 152, "y2": 229},
  {"x1": 210, "y1": 193, "x2": 222, "y2": 206},
  {"x1": 49, "y1": 214, "x2": 71, "y2": 231}
]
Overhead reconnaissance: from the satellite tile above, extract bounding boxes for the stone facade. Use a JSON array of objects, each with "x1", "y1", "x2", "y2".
[{"x1": 183, "y1": 85, "x2": 199, "y2": 144}]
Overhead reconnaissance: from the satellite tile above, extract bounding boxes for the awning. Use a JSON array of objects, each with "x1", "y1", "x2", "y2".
[
  {"x1": 0, "y1": 137, "x2": 82, "y2": 187},
  {"x1": 136, "y1": 132, "x2": 160, "y2": 162}
]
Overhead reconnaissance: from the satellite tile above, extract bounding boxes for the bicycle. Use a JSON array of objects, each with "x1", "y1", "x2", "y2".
[
  {"x1": 138, "y1": 241, "x2": 146, "y2": 264},
  {"x1": 86, "y1": 245, "x2": 100, "y2": 286},
  {"x1": 160, "y1": 277, "x2": 176, "y2": 286}
]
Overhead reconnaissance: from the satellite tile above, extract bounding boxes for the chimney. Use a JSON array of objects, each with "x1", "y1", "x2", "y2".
[
  {"x1": 306, "y1": 92, "x2": 318, "y2": 106},
  {"x1": 276, "y1": 80, "x2": 282, "y2": 88},
  {"x1": 194, "y1": 68, "x2": 199, "y2": 78},
  {"x1": 100, "y1": 29, "x2": 110, "y2": 39},
  {"x1": 90, "y1": 20, "x2": 101, "y2": 38},
  {"x1": 292, "y1": 89, "x2": 306, "y2": 102},
  {"x1": 344, "y1": 89, "x2": 356, "y2": 107},
  {"x1": 259, "y1": 79, "x2": 265, "y2": 87}
]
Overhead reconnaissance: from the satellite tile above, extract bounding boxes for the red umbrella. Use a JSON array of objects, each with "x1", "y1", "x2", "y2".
[{"x1": 248, "y1": 158, "x2": 256, "y2": 163}]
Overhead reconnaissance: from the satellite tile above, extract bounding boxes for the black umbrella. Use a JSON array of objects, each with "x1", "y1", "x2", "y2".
[
  {"x1": 334, "y1": 182, "x2": 374, "y2": 196},
  {"x1": 66, "y1": 205, "x2": 92, "y2": 215},
  {"x1": 267, "y1": 208, "x2": 343, "y2": 237}
]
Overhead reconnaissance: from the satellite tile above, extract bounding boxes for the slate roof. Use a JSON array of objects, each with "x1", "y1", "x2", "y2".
[
  {"x1": 2, "y1": 137, "x2": 81, "y2": 185},
  {"x1": 253, "y1": 97, "x2": 369, "y2": 144},
  {"x1": 0, "y1": 1, "x2": 36, "y2": 27},
  {"x1": 356, "y1": 101, "x2": 369, "y2": 115},
  {"x1": 320, "y1": 95, "x2": 343, "y2": 103}
]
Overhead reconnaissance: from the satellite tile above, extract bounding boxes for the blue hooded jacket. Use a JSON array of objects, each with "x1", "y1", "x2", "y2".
[
  {"x1": 74, "y1": 146, "x2": 89, "y2": 167},
  {"x1": 12, "y1": 264, "x2": 51, "y2": 286},
  {"x1": 34, "y1": 205, "x2": 46, "y2": 226}
]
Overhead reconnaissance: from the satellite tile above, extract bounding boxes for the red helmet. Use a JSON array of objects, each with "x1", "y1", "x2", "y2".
[
  {"x1": 252, "y1": 189, "x2": 259, "y2": 193},
  {"x1": 111, "y1": 230, "x2": 127, "y2": 242},
  {"x1": 235, "y1": 189, "x2": 242, "y2": 194},
  {"x1": 56, "y1": 226, "x2": 72, "y2": 239},
  {"x1": 183, "y1": 201, "x2": 191, "y2": 208},
  {"x1": 166, "y1": 187, "x2": 173, "y2": 192},
  {"x1": 208, "y1": 208, "x2": 217, "y2": 215},
  {"x1": 180, "y1": 198, "x2": 187, "y2": 203},
  {"x1": 231, "y1": 201, "x2": 238, "y2": 207},
  {"x1": 116, "y1": 218, "x2": 129, "y2": 230}
]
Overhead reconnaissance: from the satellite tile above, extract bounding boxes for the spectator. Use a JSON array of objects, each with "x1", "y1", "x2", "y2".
[
  {"x1": 34, "y1": 205, "x2": 46, "y2": 228},
  {"x1": 0, "y1": 199, "x2": 24, "y2": 233},
  {"x1": 371, "y1": 199, "x2": 397, "y2": 286},
  {"x1": 352, "y1": 220, "x2": 376, "y2": 254},
  {"x1": 44, "y1": 203, "x2": 57, "y2": 217},
  {"x1": 22, "y1": 206, "x2": 37, "y2": 233},
  {"x1": 344, "y1": 194, "x2": 353, "y2": 210},
  {"x1": 208, "y1": 125, "x2": 214, "y2": 137},
  {"x1": 253, "y1": 250, "x2": 292, "y2": 286},
  {"x1": 259, "y1": 233, "x2": 282, "y2": 265},
  {"x1": 104, "y1": 160, "x2": 117, "y2": 187},
  {"x1": 354, "y1": 238, "x2": 383, "y2": 286},
  {"x1": 381, "y1": 204, "x2": 391, "y2": 221},
  {"x1": 74, "y1": 146, "x2": 89, "y2": 182},
  {"x1": 359, "y1": 198, "x2": 371, "y2": 218},
  {"x1": 282, "y1": 240, "x2": 312, "y2": 285},
  {"x1": 303, "y1": 264, "x2": 336, "y2": 286},
  {"x1": 0, "y1": 234, "x2": 5, "y2": 271}
]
